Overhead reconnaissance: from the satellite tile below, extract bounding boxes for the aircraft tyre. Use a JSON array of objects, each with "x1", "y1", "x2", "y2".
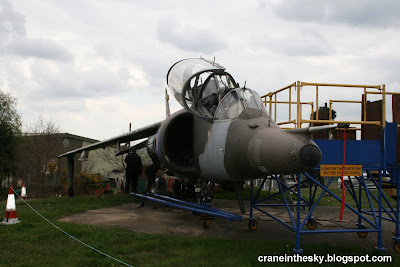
[
  {"x1": 248, "y1": 219, "x2": 258, "y2": 231},
  {"x1": 203, "y1": 219, "x2": 211, "y2": 229},
  {"x1": 357, "y1": 225, "x2": 368, "y2": 237},
  {"x1": 306, "y1": 219, "x2": 317, "y2": 230},
  {"x1": 357, "y1": 231, "x2": 368, "y2": 237},
  {"x1": 393, "y1": 242, "x2": 400, "y2": 253},
  {"x1": 201, "y1": 214, "x2": 213, "y2": 229}
]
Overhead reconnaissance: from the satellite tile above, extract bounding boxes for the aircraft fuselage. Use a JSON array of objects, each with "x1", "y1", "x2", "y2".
[{"x1": 149, "y1": 99, "x2": 321, "y2": 184}]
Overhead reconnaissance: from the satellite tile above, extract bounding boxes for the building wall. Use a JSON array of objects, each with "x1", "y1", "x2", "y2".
[{"x1": 57, "y1": 134, "x2": 153, "y2": 181}]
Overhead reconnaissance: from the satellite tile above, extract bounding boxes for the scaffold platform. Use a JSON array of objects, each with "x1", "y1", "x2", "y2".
[{"x1": 250, "y1": 81, "x2": 400, "y2": 253}]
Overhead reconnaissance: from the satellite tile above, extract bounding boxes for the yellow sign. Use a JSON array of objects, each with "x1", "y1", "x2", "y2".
[{"x1": 320, "y1": 165, "x2": 362, "y2": 177}]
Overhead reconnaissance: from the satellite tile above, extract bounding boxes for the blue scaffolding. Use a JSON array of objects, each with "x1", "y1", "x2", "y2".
[
  {"x1": 130, "y1": 192, "x2": 242, "y2": 228},
  {"x1": 248, "y1": 122, "x2": 400, "y2": 253}
]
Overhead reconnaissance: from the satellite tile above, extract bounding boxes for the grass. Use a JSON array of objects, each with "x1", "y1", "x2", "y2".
[{"x1": 0, "y1": 193, "x2": 399, "y2": 266}]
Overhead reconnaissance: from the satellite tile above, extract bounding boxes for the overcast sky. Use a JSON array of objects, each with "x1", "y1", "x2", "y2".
[{"x1": 1, "y1": 0, "x2": 400, "y2": 140}]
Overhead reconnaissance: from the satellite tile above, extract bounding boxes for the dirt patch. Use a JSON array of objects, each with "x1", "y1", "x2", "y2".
[{"x1": 59, "y1": 198, "x2": 397, "y2": 251}]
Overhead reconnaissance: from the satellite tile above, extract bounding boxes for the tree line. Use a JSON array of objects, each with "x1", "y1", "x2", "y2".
[{"x1": 0, "y1": 90, "x2": 123, "y2": 197}]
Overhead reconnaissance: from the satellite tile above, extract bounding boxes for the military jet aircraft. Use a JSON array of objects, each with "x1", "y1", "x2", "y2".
[{"x1": 59, "y1": 58, "x2": 335, "y2": 207}]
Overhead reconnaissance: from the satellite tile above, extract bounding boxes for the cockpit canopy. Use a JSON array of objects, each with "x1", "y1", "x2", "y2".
[
  {"x1": 167, "y1": 58, "x2": 268, "y2": 121},
  {"x1": 214, "y1": 88, "x2": 266, "y2": 120}
]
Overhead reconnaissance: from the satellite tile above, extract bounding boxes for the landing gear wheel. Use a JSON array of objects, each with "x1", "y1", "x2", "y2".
[
  {"x1": 357, "y1": 231, "x2": 368, "y2": 237},
  {"x1": 201, "y1": 215, "x2": 213, "y2": 229},
  {"x1": 357, "y1": 226, "x2": 368, "y2": 237},
  {"x1": 203, "y1": 219, "x2": 211, "y2": 229},
  {"x1": 306, "y1": 219, "x2": 317, "y2": 230},
  {"x1": 393, "y1": 242, "x2": 400, "y2": 253},
  {"x1": 248, "y1": 220, "x2": 258, "y2": 231}
]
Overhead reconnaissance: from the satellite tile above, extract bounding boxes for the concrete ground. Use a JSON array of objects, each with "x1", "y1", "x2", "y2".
[{"x1": 59, "y1": 197, "x2": 398, "y2": 252}]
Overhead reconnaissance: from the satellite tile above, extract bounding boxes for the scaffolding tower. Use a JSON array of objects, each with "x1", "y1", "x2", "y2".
[{"x1": 248, "y1": 82, "x2": 400, "y2": 253}]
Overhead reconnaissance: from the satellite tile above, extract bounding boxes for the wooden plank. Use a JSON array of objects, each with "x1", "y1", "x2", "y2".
[{"x1": 392, "y1": 94, "x2": 400, "y2": 164}]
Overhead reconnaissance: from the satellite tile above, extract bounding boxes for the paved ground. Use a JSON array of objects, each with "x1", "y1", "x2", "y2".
[{"x1": 59, "y1": 197, "x2": 398, "y2": 252}]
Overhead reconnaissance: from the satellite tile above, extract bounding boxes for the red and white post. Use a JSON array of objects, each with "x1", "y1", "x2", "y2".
[
  {"x1": 2, "y1": 185, "x2": 20, "y2": 225},
  {"x1": 21, "y1": 182, "x2": 27, "y2": 200}
]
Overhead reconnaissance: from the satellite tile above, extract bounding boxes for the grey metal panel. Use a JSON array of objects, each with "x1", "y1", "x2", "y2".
[
  {"x1": 199, "y1": 121, "x2": 231, "y2": 180},
  {"x1": 251, "y1": 138, "x2": 263, "y2": 166}
]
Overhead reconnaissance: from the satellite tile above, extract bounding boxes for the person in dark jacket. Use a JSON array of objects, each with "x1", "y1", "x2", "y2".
[
  {"x1": 125, "y1": 148, "x2": 142, "y2": 193},
  {"x1": 145, "y1": 162, "x2": 161, "y2": 193}
]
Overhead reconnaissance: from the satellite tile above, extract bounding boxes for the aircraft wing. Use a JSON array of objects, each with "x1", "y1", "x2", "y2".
[{"x1": 58, "y1": 121, "x2": 162, "y2": 159}]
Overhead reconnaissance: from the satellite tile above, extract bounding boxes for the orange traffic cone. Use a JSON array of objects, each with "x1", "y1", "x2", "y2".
[
  {"x1": 21, "y1": 182, "x2": 27, "y2": 200},
  {"x1": 120, "y1": 180, "x2": 125, "y2": 193},
  {"x1": 2, "y1": 185, "x2": 20, "y2": 225}
]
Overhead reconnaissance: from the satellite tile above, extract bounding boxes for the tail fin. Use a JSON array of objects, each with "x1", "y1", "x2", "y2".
[{"x1": 165, "y1": 88, "x2": 171, "y2": 118}]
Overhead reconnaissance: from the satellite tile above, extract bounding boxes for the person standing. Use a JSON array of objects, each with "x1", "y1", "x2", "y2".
[
  {"x1": 145, "y1": 162, "x2": 161, "y2": 193},
  {"x1": 125, "y1": 148, "x2": 142, "y2": 193}
]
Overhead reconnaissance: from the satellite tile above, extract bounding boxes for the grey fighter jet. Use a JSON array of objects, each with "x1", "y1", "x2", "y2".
[{"x1": 59, "y1": 58, "x2": 334, "y2": 202}]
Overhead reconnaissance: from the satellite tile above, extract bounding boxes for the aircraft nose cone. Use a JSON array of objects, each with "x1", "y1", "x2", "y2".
[{"x1": 299, "y1": 144, "x2": 321, "y2": 168}]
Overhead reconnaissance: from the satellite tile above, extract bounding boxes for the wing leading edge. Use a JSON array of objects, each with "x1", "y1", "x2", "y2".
[{"x1": 58, "y1": 121, "x2": 163, "y2": 159}]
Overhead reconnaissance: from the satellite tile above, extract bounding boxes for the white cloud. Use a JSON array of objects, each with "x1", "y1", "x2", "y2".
[
  {"x1": 0, "y1": 1, "x2": 71, "y2": 61},
  {"x1": 269, "y1": 0, "x2": 400, "y2": 28},
  {"x1": 255, "y1": 28, "x2": 334, "y2": 56},
  {"x1": 0, "y1": 0, "x2": 26, "y2": 40},
  {"x1": 156, "y1": 18, "x2": 228, "y2": 54},
  {"x1": 0, "y1": 0, "x2": 399, "y2": 141},
  {"x1": 8, "y1": 36, "x2": 72, "y2": 61}
]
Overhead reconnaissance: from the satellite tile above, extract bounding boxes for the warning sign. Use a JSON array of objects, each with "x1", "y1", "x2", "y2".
[{"x1": 320, "y1": 165, "x2": 362, "y2": 177}]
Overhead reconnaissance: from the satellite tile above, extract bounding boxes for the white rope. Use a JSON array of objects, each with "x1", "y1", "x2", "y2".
[{"x1": 11, "y1": 188, "x2": 134, "y2": 267}]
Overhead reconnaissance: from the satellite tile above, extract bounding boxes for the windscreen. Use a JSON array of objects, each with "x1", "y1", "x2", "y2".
[{"x1": 215, "y1": 88, "x2": 269, "y2": 120}]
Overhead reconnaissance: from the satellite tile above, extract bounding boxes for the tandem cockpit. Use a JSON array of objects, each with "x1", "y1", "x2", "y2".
[{"x1": 167, "y1": 58, "x2": 268, "y2": 121}]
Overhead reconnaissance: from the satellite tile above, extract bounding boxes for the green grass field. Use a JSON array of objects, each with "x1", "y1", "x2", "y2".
[{"x1": 0, "y1": 193, "x2": 399, "y2": 266}]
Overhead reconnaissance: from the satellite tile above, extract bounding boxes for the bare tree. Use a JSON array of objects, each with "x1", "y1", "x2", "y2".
[
  {"x1": 94, "y1": 147, "x2": 126, "y2": 173},
  {"x1": 81, "y1": 154, "x2": 98, "y2": 174},
  {"x1": 95, "y1": 144, "x2": 150, "y2": 176},
  {"x1": 16, "y1": 115, "x2": 63, "y2": 197}
]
